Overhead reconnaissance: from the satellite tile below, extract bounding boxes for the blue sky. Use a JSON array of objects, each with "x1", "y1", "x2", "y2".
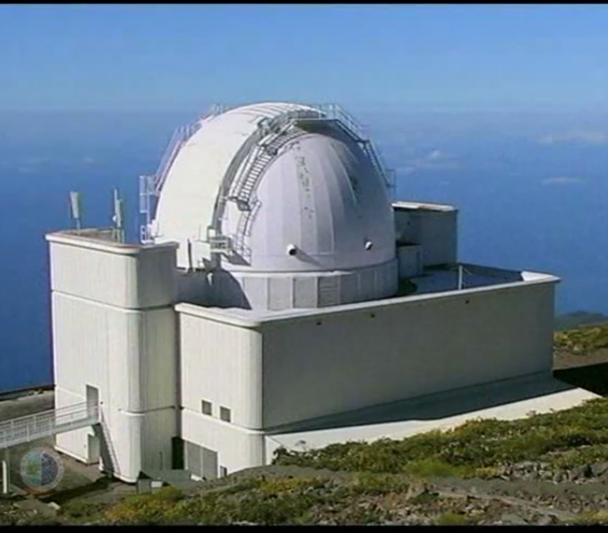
[{"x1": 1, "y1": 4, "x2": 608, "y2": 111}]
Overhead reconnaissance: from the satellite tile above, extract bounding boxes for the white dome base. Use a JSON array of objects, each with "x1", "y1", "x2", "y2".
[{"x1": 207, "y1": 259, "x2": 398, "y2": 311}]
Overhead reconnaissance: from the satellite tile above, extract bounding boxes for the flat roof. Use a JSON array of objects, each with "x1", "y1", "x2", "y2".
[
  {"x1": 46, "y1": 228, "x2": 179, "y2": 256},
  {"x1": 393, "y1": 200, "x2": 457, "y2": 213},
  {"x1": 266, "y1": 373, "x2": 599, "y2": 451}
]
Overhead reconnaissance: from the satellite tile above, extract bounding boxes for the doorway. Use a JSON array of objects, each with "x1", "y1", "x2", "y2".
[{"x1": 86, "y1": 385, "x2": 99, "y2": 417}]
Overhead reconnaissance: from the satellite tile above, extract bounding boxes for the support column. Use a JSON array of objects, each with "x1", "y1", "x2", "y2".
[{"x1": 1, "y1": 449, "x2": 10, "y2": 495}]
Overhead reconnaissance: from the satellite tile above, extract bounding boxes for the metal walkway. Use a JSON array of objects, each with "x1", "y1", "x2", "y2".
[{"x1": 0, "y1": 402, "x2": 100, "y2": 450}]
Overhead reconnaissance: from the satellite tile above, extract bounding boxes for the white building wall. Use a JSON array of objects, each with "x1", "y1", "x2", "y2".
[
  {"x1": 393, "y1": 202, "x2": 458, "y2": 266},
  {"x1": 181, "y1": 410, "x2": 265, "y2": 477},
  {"x1": 55, "y1": 387, "x2": 91, "y2": 464},
  {"x1": 48, "y1": 234, "x2": 176, "y2": 309},
  {"x1": 47, "y1": 232, "x2": 179, "y2": 483},
  {"x1": 260, "y1": 278, "x2": 557, "y2": 429},
  {"x1": 177, "y1": 306, "x2": 263, "y2": 430},
  {"x1": 176, "y1": 304, "x2": 264, "y2": 476}
]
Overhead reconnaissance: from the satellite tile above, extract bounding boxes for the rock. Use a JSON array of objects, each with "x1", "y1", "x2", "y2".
[
  {"x1": 537, "y1": 515, "x2": 557, "y2": 526},
  {"x1": 572, "y1": 464, "x2": 593, "y2": 480},
  {"x1": 591, "y1": 462, "x2": 608, "y2": 478},
  {"x1": 405, "y1": 482, "x2": 428, "y2": 500},
  {"x1": 501, "y1": 513, "x2": 528, "y2": 525}
]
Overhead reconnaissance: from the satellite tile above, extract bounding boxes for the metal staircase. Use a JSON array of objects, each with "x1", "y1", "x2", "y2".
[
  {"x1": 0, "y1": 402, "x2": 100, "y2": 450},
  {"x1": 234, "y1": 128, "x2": 307, "y2": 208}
]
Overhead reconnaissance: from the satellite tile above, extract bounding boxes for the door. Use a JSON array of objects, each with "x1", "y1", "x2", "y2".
[{"x1": 86, "y1": 385, "x2": 99, "y2": 418}]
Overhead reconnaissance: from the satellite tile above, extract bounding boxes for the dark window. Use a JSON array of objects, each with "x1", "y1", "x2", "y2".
[
  {"x1": 201, "y1": 400, "x2": 212, "y2": 416},
  {"x1": 220, "y1": 406, "x2": 231, "y2": 423}
]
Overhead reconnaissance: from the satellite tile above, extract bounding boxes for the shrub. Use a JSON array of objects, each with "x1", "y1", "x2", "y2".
[
  {"x1": 60, "y1": 499, "x2": 106, "y2": 519},
  {"x1": 436, "y1": 512, "x2": 469, "y2": 525}
]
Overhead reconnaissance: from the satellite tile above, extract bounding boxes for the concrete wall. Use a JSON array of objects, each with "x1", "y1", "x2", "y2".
[
  {"x1": 181, "y1": 411, "x2": 265, "y2": 478},
  {"x1": 260, "y1": 277, "x2": 557, "y2": 429},
  {"x1": 177, "y1": 305, "x2": 263, "y2": 430},
  {"x1": 397, "y1": 245, "x2": 423, "y2": 278},
  {"x1": 47, "y1": 231, "x2": 179, "y2": 483},
  {"x1": 393, "y1": 203, "x2": 458, "y2": 266},
  {"x1": 176, "y1": 304, "x2": 265, "y2": 476}
]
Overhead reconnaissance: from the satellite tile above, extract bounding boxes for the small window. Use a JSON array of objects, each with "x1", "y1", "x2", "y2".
[
  {"x1": 220, "y1": 406, "x2": 231, "y2": 423},
  {"x1": 220, "y1": 466, "x2": 228, "y2": 478},
  {"x1": 201, "y1": 400, "x2": 212, "y2": 416}
]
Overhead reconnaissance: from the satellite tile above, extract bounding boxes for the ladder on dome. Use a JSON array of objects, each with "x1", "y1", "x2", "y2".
[
  {"x1": 0, "y1": 402, "x2": 100, "y2": 450},
  {"x1": 233, "y1": 128, "x2": 307, "y2": 208}
]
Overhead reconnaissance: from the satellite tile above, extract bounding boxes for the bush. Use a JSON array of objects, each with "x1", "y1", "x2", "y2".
[
  {"x1": 151, "y1": 485, "x2": 184, "y2": 503},
  {"x1": 436, "y1": 512, "x2": 469, "y2": 525},
  {"x1": 60, "y1": 499, "x2": 106, "y2": 520}
]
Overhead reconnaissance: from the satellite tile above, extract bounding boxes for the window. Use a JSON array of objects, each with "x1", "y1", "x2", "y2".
[
  {"x1": 220, "y1": 466, "x2": 228, "y2": 478},
  {"x1": 201, "y1": 400, "x2": 212, "y2": 416},
  {"x1": 219, "y1": 406, "x2": 231, "y2": 423}
]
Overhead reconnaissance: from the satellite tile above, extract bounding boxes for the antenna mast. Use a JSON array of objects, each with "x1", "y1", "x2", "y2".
[
  {"x1": 69, "y1": 191, "x2": 82, "y2": 231},
  {"x1": 112, "y1": 188, "x2": 125, "y2": 243}
]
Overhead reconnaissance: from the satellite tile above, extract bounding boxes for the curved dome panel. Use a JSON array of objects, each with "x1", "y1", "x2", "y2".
[{"x1": 220, "y1": 129, "x2": 395, "y2": 272}]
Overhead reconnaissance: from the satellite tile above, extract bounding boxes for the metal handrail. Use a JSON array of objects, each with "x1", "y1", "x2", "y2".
[
  {"x1": 0, "y1": 402, "x2": 100, "y2": 449},
  {"x1": 209, "y1": 107, "x2": 323, "y2": 242}
]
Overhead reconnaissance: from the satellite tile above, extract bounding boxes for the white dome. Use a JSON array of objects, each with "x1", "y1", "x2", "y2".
[{"x1": 151, "y1": 102, "x2": 398, "y2": 309}]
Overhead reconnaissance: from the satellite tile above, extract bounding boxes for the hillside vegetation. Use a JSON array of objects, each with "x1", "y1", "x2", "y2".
[{"x1": 555, "y1": 324, "x2": 608, "y2": 355}]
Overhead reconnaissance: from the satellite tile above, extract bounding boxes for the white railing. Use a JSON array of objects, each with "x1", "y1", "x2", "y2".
[
  {"x1": 0, "y1": 402, "x2": 100, "y2": 450},
  {"x1": 153, "y1": 119, "x2": 203, "y2": 196}
]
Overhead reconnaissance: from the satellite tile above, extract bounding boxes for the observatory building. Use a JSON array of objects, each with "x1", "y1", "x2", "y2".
[{"x1": 45, "y1": 102, "x2": 560, "y2": 483}]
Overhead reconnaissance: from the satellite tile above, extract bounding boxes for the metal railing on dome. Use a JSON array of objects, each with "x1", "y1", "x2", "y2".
[{"x1": 139, "y1": 102, "x2": 396, "y2": 246}]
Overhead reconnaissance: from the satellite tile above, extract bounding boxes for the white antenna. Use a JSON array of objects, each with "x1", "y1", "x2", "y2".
[
  {"x1": 111, "y1": 188, "x2": 125, "y2": 243},
  {"x1": 186, "y1": 239, "x2": 194, "y2": 272},
  {"x1": 69, "y1": 191, "x2": 82, "y2": 231}
]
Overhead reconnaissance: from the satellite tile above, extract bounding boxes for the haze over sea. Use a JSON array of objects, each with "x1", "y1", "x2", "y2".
[{"x1": 1, "y1": 5, "x2": 608, "y2": 390}]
